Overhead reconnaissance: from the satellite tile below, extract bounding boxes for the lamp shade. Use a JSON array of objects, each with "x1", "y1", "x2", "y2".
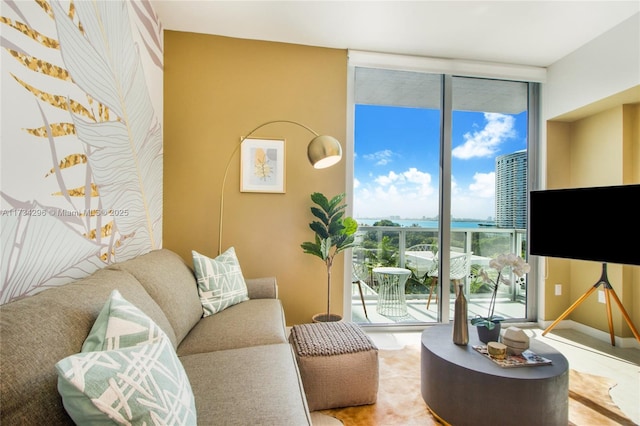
[{"x1": 307, "y1": 135, "x2": 342, "y2": 169}]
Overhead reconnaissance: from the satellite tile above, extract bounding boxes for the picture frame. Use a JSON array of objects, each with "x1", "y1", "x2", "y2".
[{"x1": 240, "y1": 137, "x2": 286, "y2": 193}]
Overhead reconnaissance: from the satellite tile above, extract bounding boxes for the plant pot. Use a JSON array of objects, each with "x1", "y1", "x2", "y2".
[
  {"x1": 475, "y1": 321, "x2": 501, "y2": 343},
  {"x1": 312, "y1": 313, "x2": 342, "y2": 323}
]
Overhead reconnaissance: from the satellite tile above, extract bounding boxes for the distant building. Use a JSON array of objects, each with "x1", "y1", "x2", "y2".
[{"x1": 495, "y1": 151, "x2": 527, "y2": 229}]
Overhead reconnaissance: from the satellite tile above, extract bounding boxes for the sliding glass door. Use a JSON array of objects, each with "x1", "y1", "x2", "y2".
[
  {"x1": 349, "y1": 66, "x2": 536, "y2": 326},
  {"x1": 350, "y1": 68, "x2": 442, "y2": 324},
  {"x1": 450, "y1": 76, "x2": 530, "y2": 325}
]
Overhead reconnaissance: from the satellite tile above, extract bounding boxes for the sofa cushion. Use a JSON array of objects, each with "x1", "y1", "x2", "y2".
[
  {"x1": 177, "y1": 299, "x2": 287, "y2": 356},
  {"x1": 82, "y1": 289, "x2": 170, "y2": 351},
  {"x1": 245, "y1": 276, "x2": 279, "y2": 299},
  {"x1": 108, "y1": 249, "x2": 203, "y2": 345},
  {"x1": 0, "y1": 268, "x2": 176, "y2": 425},
  {"x1": 56, "y1": 337, "x2": 196, "y2": 425},
  {"x1": 180, "y1": 344, "x2": 311, "y2": 425},
  {"x1": 192, "y1": 248, "x2": 249, "y2": 316}
]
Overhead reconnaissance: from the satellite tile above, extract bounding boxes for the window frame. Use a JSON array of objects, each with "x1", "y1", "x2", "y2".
[{"x1": 345, "y1": 51, "x2": 543, "y2": 327}]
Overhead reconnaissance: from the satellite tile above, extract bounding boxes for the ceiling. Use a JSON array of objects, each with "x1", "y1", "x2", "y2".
[{"x1": 152, "y1": 1, "x2": 639, "y2": 68}]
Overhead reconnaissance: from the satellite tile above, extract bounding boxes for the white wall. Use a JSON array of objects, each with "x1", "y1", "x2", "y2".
[
  {"x1": 536, "y1": 13, "x2": 640, "y2": 336},
  {"x1": 542, "y1": 13, "x2": 640, "y2": 121},
  {"x1": 0, "y1": 0, "x2": 164, "y2": 303}
]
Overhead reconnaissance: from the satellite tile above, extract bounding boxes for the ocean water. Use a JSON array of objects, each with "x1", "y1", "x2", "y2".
[{"x1": 355, "y1": 219, "x2": 493, "y2": 229}]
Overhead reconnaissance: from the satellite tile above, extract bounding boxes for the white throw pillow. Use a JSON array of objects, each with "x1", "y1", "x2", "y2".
[
  {"x1": 82, "y1": 289, "x2": 169, "y2": 352},
  {"x1": 56, "y1": 291, "x2": 196, "y2": 425},
  {"x1": 56, "y1": 337, "x2": 196, "y2": 425},
  {"x1": 192, "y1": 247, "x2": 249, "y2": 316}
]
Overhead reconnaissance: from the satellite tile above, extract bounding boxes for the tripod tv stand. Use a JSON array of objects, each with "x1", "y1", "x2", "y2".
[{"x1": 542, "y1": 263, "x2": 640, "y2": 346}]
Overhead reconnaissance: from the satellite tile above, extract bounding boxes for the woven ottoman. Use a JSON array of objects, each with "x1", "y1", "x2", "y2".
[{"x1": 289, "y1": 321, "x2": 379, "y2": 411}]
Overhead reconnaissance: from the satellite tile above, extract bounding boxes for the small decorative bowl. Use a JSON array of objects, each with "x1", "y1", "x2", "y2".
[
  {"x1": 487, "y1": 341, "x2": 507, "y2": 359},
  {"x1": 502, "y1": 326, "x2": 530, "y2": 355}
]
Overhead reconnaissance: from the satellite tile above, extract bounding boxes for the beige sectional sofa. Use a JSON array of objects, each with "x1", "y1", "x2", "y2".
[{"x1": 0, "y1": 249, "x2": 311, "y2": 425}]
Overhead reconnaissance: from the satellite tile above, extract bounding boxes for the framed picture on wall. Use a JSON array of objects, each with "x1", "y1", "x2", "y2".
[{"x1": 240, "y1": 138, "x2": 286, "y2": 193}]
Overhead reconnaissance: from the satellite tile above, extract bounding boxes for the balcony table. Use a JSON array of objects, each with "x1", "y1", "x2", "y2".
[
  {"x1": 421, "y1": 324, "x2": 569, "y2": 426},
  {"x1": 372, "y1": 267, "x2": 411, "y2": 317},
  {"x1": 405, "y1": 250, "x2": 492, "y2": 277}
]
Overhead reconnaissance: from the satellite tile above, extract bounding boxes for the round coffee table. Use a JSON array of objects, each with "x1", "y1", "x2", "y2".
[{"x1": 421, "y1": 324, "x2": 569, "y2": 426}]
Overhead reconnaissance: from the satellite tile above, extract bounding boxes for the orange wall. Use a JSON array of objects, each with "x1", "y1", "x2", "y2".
[
  {"x1": 163, "y1": 31, "x2": 348, "y2": 325},
  {"x1": 545, "y1": 104, "x2": 639, "y2": 338}
]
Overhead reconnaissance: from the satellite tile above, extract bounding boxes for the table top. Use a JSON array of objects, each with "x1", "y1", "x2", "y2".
[
  {"x1": 372, "y1": 267, "x2": 411, "y2": 275},
  {"x1": 422, "y1": 324, "x2": 569, "y2": 380}
]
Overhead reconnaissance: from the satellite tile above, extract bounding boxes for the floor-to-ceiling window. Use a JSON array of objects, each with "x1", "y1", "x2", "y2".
[
  {"x1": 450, "y1": 76, "x2": 530, "y2": 325},
  {"x1": 350, "y1": 68, "x2": 442, "y2": 324},
  {"x1": 346, "y1": 52, "x2": 541, "y2": 327}
]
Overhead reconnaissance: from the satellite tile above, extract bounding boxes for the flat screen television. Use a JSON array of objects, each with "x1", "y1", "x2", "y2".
[{"x1": 529, "y1": 184, "x2": 640, "y2": 266}]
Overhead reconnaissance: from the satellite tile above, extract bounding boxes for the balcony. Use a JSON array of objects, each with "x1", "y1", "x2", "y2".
[{"x1": 350, "y1": 225, "x2": 528, "y2": 325}]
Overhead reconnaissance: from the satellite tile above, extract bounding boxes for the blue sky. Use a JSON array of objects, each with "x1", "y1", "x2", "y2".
[{"x1": 353, "y1": 105, "x2": 527, "y2": 220}]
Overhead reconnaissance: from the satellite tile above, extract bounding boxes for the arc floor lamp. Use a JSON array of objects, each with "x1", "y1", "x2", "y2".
[{"x1": 217, "y1": 120, "x2": 342, "y2": 255}]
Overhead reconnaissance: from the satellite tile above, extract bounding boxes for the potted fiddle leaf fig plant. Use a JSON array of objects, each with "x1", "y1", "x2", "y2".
[
  {"x1": 301, "y1": 192, "x2": 358, "y2": 322},
  {"x1": 471, "y1": 253, "x2": 530, "y2": 343}
]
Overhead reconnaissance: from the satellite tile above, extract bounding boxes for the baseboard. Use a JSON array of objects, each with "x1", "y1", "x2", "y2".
[{"x1": 537, "y1": 319, "x2": 640, "y2": 349}]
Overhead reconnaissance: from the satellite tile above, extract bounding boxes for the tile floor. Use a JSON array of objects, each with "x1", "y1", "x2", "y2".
[{"x1": 366, "y1": 327, "x2": 640, "y2": 424}]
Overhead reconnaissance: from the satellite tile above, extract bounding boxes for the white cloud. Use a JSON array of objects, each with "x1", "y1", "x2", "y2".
[
  {"x1": 469, "y1": 172, "x2": 495, "y2": 198},
  {"x1": 452, "y1": 113, "x2": 515, "y2": 160},
  {"x1": 354, "y1": 169, "x2": 497, "y2": 220},
  {"x1": 354, "y1": 167, "x2": 437, "y2": 218},
  {"x1": 363, "y1": 149, "x2": 394, "y2": 165},
  {"x1": 446, "y1": 172, "x2": 495, "y2": 218}
]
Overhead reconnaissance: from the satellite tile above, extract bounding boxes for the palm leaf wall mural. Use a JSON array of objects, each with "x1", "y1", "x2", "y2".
[{"x1": 0, "y1": 0, "x2": 163, "y2": 303}]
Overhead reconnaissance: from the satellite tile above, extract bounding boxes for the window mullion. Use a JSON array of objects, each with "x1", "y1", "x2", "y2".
[{"x1": 438, "y1": 74, "x2": 453, "y2": 324}]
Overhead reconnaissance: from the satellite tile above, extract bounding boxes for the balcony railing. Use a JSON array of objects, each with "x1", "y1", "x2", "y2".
[{"x1": 351, "y1": 225, "x2": 527, "y2": 324}]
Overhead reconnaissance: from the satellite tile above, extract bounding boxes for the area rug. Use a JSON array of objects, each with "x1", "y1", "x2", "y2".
[{"x1": 318, "y1": 343, "x2": 636, "y2": 426}]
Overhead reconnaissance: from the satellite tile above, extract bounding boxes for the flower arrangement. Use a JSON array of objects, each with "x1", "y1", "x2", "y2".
[{"x1": 470, "y1": 253, "x2": 530, "y2": 330}]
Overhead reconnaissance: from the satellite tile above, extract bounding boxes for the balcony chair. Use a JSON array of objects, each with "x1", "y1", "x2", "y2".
[
  {"x1": 351, "y1": 248, "x2": 373, "y2": 319},
  {"x1": 407, "y1": 243, "x2": 438, "y2": 253},
  {"x1": 426, "y1": 251, "x2": 472, "y2": 309},
  {"x1": 405, "y1": 244, "x2": 437, "y2": 279}
]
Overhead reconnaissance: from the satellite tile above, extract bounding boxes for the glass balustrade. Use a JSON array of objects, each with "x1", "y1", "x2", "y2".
[{"x1": 351, "y1": 226, "x2": 528, "y2": 325}]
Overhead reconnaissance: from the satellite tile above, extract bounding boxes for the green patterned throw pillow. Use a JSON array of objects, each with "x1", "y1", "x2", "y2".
[
  {"x1": 82, "y1": 289, "x2": 169, "y2": 352},
  {"x1": 192, "y1": 247, "x2": 249, "y2": 317},
  {"x1": 56, "y1": 337, "x2": 196, "y2": 425}
]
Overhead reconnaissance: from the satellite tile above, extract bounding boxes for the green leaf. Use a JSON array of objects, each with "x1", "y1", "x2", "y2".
[
  {"x1": 320, "y1": 237, "x2": 332, "y2": 260},
  {"x1": 310, "y1": 206, "x2": 329, "y2": 225},
  {"x1": 327, "y1": 202, "x2": 347, "y2": 219},
  {"x1": 470, "y1": 316, "x2": 504, "y2": 329},
  {"x1": 310, "y1": 192, "x2": 330, "y2": 210},
  {"x1": 327, "y1": 193, "x2": 345, "y2": 209},
  {"x1": 335, "y1": 234, "x2": 356, "y2": 253},
  {"x1": 309, "y1": 221, "x2": 329, "y2": 239},
  {"x1": 328, "y1": 216, "x2": 345, "y2": 235},
  {"x1": 332, "y1": 233, "x2": 347, "y2": 248},
  {"x1": 329, "y1": 210, "x2": 345, "y2": 224},
  {"x1": 301, "y1": 241, "x2": 323, "y2": 259},
  {"x1": 342, "y1": 217, "x2": 358, "y2": 236}
]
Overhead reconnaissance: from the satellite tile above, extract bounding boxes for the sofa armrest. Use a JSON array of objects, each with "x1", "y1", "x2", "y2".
[{"x1": 245, "y1": 277, "x2": 278, "y2": 299}]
